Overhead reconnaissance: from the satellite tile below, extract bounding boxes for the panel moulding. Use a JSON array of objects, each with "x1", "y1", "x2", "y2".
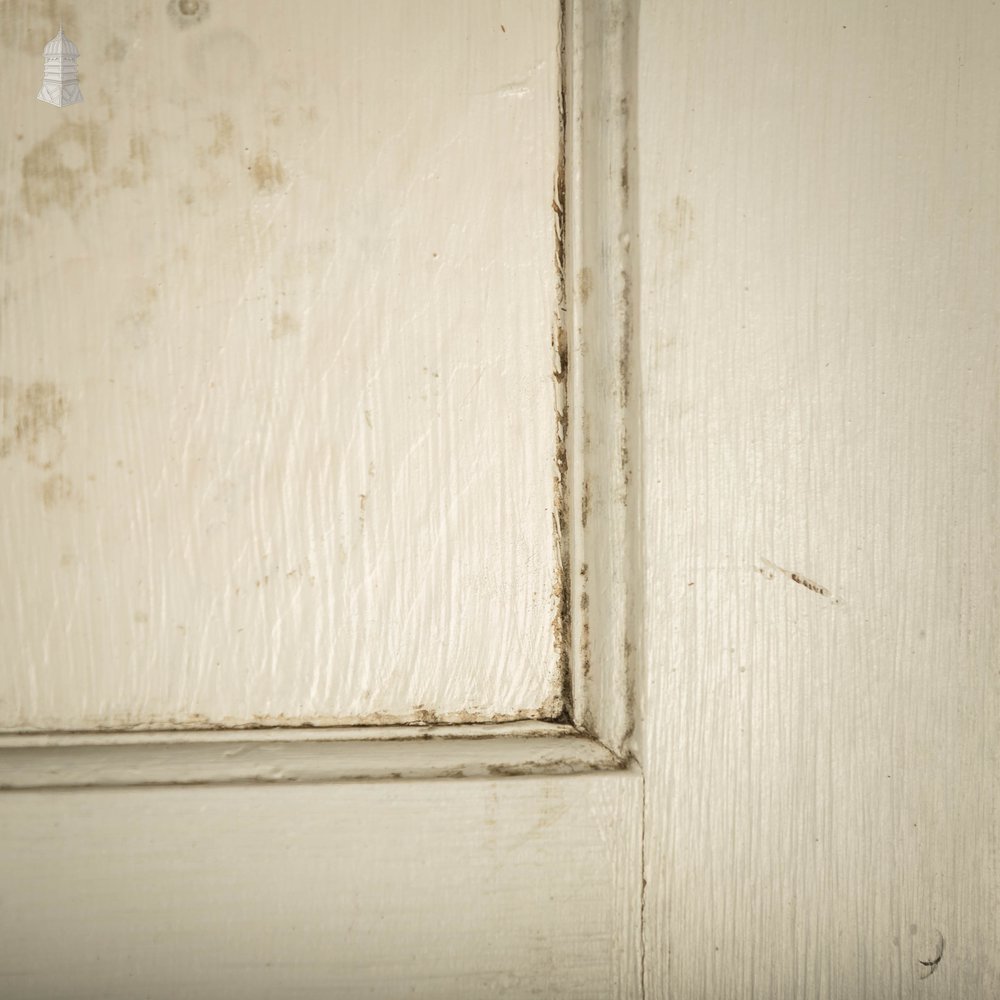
[{"x1": 0, "y1": 0, "x2": 637, "y2": 791}]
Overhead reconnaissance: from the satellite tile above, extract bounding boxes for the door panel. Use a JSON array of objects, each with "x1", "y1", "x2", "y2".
[
  {"x1": 0, "y1": 772, "x2": 643, "y2": 1000},
  {"x1": 0, "y1": 0, "x2": 563, "y2": 731}
]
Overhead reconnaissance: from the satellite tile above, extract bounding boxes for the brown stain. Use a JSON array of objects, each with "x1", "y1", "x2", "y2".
[
  {"x1": 487, "y1": 764, "x2": 525, "y2": 777},
  {"x1": 249, "y1": 151, "x2": 286, "y2": 193},
  {"x1": 663, "y1": 194, "x2": 694, "y2": 237},
  {"x1": 167, "y1": 0, "x2": 210, "y2": 28},
  {"x1": 22, "y1": 121, "x2": 108, "y2": 218},
  {"x1": 1, "y1": 2, "x2": 79, "y2": 56},
  {"x1": 129, "y1": 134, "x2": 152, "y2": 175},
  {"x1": 0, "y1": 378, "x2": 70, "y2": 469},
  {"x1": 39, "y1": 472, "x2": 75, "y2": 510},
  {"x1": 125, "y1": 285, "x2": 160, "y2": 345},
  {"x1": 790, "y1": 572, "x2": 829, "y2": 597},
  {"x1": 208, "y1": 113, "x2": 234, "y2": 157},
  {"x1": 271, "y1": 311, "x2": 300, "y2": 339},
  {"x1": 578, "y1": 266, "x2": 593, "y2": 305},
  {"x1": 112, "y1": 134, "x2": 153, "y2": 189},
  {"x1": 104, "y1": 36, "x2": 128, "y2": 61}
]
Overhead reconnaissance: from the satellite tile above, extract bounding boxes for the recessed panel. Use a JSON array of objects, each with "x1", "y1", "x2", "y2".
[{"x1": 0, "y1": 1, "x2": 563, "y2": 730}]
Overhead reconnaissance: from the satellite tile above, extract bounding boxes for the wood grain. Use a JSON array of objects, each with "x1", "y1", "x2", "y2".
[{"x1": 636, "y1": 0, "x2": 1000, "y2": 996}]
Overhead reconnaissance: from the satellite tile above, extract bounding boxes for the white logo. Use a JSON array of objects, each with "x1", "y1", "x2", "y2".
[{"x1": 37, "y1": 24, "x2": 83, "y2": 108}]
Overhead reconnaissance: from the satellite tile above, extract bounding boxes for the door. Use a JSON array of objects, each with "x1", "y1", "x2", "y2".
[
  {"x1": 3, "y1": 1, "x2": 998, "y2": 998},
  {"x1": 1, "y1": 2, "x2": 643, "y2": 997}
]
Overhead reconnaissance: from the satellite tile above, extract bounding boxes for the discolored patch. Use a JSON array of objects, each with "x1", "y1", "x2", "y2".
[
  {"x1": 104, "y1": 36, "x2": 128, "y2": 61},
  {"x1": 40, "y1": 472, "x2": 75, "y2": 510},
  {"x1": 129, "y1": 134, "x2": 152, "y2": 173},
  {"x1": 271, "y1": 311, "x2": 300, "y2": 339},
  {"x1": 249, "y1": 151, "x2": 286, "y2": 193},
  {"x1": 21, "y1": 121, "x2": 107, "y2": 217},
  {"x1": 167, "y1": 0, "x2": 210, "y2": 28},
  {"x1": 208, "y1": 113, "x2": 234, "y2": 157},
  {"x1": 0, "y1": 379, "x2": 70, "y2": 469},
  {"x1": 0, "y1": 1, "x2": 79, "y2": 56}
]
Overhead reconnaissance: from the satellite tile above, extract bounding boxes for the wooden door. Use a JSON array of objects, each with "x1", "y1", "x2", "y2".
[
  {"x1": 3, "y1": 1, "x2": 999, "y2": 997},
  {"x1": 1, "y1": 2, "x2": 642, "y2": 997}
]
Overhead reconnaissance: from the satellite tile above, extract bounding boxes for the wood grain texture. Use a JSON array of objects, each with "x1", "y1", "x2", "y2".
[
  {"x1": 0, "y1": 0, "x2": 563, "y2": 730},
  {"x1": 0, "y1": 770, "x2": 642, "y2": 999},
  {"x1": 636, "y1": 0, "x2": 1000, "y2": 996}
]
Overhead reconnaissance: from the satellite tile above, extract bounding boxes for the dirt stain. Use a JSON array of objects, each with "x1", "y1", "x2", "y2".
[
  {"x1": 208, "y1": 113, "x2": 234, "y2": 157},
  {"x1": 22, "y1": 121, "x2": 108, "y2": 217},
  {"x1": 271, "y1": 311, "x2": 300, "y2": 339},
  {"x1": 113, "y1": 133, "x2": 153, "y2": 188},
  {"x1": 250, "y1": 151, "x2": 286, "y2": 193},
  {"x1": 129, "y1": 134, "x2": 152, "y2": 173},
  {"x1": 40, "y1": 472, "x2": 75, "y2": 509},
  {"x1": 167, "y1": 0, "x2": 210, "y2": 28},
  {"x1": 0, "y1": 378, "x2": 70, "y2": 469},
  {"x1": 662, "y1": 194, "x2": 694, "y2": 238}
]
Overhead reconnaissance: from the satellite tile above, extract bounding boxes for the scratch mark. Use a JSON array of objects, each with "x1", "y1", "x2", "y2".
[
  {"x1": 758, "y1": 557, "x2": 839, "y2": 602},
  {"x1": 918, "y1": 929, "x2": 945, "y2": 979}
]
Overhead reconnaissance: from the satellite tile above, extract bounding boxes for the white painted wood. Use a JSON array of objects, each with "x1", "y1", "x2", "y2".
[
  {"x1": 12, "y1": 0, "x2": 997, "y2": 995},
  {"x1": 0, "y1": 5, "x2": 645, "y2": 997},
  {"x1": 0, "y1": 0, "x2": 563, "y2": 730},
  {"x1": 636, "y1": 0, "x2": 1000, "y2": 996},
  {"x1": 565, "y1": 0, "x2": 635, "y2": 756},
  {"x1": 0, "y1": 771, "x2": 643, "y2": 999},
  {"x1": 0, "y1": 721, "x2": 624, "y2": 789}
]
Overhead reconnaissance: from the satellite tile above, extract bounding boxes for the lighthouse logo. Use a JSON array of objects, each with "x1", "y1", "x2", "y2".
[{"x1": 37, "y1": 24, "x2": 83, "y2": 108}]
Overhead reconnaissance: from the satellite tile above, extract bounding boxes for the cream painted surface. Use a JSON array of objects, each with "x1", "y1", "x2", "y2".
[
  {"x1": 0, "y1": 771, "x2": 643, "y2": 999},
  {"x1": 636, "y1": 0, "x2": 999, "y2": 997},
  {"x1": 4, "y1": 0, "x2": 999, "y2": 996},
  {"x1": 0, "y1": 0, "x2": 562, "y2": 730}
]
